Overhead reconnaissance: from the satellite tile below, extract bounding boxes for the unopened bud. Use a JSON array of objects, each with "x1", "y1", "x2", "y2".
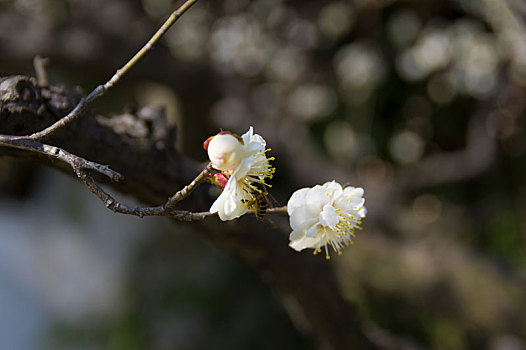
[
  {"x1": 207, "y1": 133, "x2": 244, "y2": 171},
  {"x1": 213, "y1": 173, "x2": 228, "y2": 188}
]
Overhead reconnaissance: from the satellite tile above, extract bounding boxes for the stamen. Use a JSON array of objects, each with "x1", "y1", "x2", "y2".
[{"x1": 316, "y1": 205, "x2": 363, "y2": 259}]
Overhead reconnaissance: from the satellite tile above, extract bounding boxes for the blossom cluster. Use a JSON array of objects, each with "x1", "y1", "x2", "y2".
[{"x1": 204, "y1": 127, "x2": 366, "y2": 259}]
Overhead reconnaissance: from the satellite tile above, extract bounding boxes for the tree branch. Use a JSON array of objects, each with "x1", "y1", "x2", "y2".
[
  {"x1": 0, "y1": 135, "x2": 122, "y2": 181},
  {"x1": 25, "y1": 0, "x2": 200, "y2": 141},
  {"x1": 164, "y1": 162, "x2": 214, "y2": 210},
  {"x1": 79, "y1": 171, "x2": 213, "y2": 220}
]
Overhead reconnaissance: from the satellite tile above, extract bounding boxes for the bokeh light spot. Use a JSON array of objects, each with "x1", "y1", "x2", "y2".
[
  {"x1": 389, "y1": 130, "x2": 425, "y2": 164},
  {"x1": 412, "y1": 194, "x2": 442, "y2": 224}
]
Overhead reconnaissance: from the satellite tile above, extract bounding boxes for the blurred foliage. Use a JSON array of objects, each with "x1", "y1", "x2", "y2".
[
  {"x1": 1, "y1": 0, "x2": 526, "y2": 349},
  {"x1": 41, "y1": 225, "x2": 313, "y2": 350}
]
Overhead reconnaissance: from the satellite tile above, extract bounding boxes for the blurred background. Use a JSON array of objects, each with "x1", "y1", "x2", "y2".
[{"x1": 1, "y1": 0, "x2": 526, "y2": 349}]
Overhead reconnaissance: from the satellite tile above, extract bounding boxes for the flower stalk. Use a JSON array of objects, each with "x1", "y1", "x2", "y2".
[{"x1": 164, "y1": 162, "x2": 214, "y2": 210}]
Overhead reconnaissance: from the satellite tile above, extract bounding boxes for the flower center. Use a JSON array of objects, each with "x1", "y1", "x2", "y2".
[
  {"x1": 313, "y1": 206, "x2": 363, "y2": 259},
  {"x1": 238, "y1": 149, "x2": 275, "y2": 209}
]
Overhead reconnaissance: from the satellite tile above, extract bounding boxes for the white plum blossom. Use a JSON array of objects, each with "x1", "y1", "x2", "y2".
[
  {"x1": 287, "y1": 181, "x2": 366, "y2": 259},
  {"x1": 208, "y1": 127, "x2": 274, "y2": 221}
]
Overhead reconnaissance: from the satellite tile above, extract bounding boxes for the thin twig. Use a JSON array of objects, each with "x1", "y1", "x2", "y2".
[
  {"x1": 267, "y1": 206, "x2": 288, "y2": 214},
  {"x1": 76, "y1": 161, "x2": 216, "y2": 220},
  {"x1": 27, "y1": 0, "x2": 200, "y2": 141},
  {"x1": 164, "y1": 162, "x2": 214, "y2": 210},
  {"x1": 0, "y1": 135, "x2": 123, "y2": 182},
  {"x1": 75, "y1": 160, "x2": 285, "y2": 221},
  {"x1": 80, "y1": 168, "x2": 288, "y2": 222},
  {"x1": 78, "y1": 170, "x2": 214, "y2": 221}
]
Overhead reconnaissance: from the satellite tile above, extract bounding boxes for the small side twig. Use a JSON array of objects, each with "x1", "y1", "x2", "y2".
[
  {"x1": 0, "y1": 135, "x2": 122, "y2": 182},
  {"x1": 78, "y1": 170, "x2": 214, "y2": 221},
  {"x1": 79, "y1": 160, "x2": 288, "y2": 221},
  {"x1": 164, "y1": 162, "x2": 214, "y2": 210},
  {"x1": 26, "y1": 0, "x2": 200, "y2": 141}
]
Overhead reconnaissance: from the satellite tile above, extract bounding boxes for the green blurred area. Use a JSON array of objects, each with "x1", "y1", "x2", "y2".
[{"x1": 41, "y1": 223, "x2": 312, "y2": 350}]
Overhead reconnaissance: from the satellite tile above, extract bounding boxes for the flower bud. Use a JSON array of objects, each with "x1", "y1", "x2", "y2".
[
  {"x1": 212, "y1": 173, "x2": 228, "y2": 188},
  {"x1": 207, "y1": 133, "x2": 244, "y2": 171}
]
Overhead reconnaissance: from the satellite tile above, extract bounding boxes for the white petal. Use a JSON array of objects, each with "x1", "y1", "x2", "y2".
[
  {"x1": 358, "y1": 207, "x2": 367, "y2": 217},
  {"x1": 343, "y1": 186, "x2": 364, "y2": 198},
  {"x1": 241, "y1": 126, "x2": 254, "y2": 143},
  {"x1": 319, "y1": 204, "x2": 339, "y2": 227},
  {"x1": 289, "y1": 206, "x2": 318, "y2": 231},
  {"x1": 305, "y1": 184, "x2": 330, "y2": 212},
  {"x1": 223, "y1": 203, "x2": 247, "y2": 220},
  {"x1": 289, "y1": 235, "x2": 320, "y2": 252},
  {"x1": 305, "y1": 223, "x2": 321, "y2": 238},
  {"x1": 334, "y1": 186, "x2": 365, "y2": 212},
  {"x1": 232, "y1": 156, "x2": 254, "y2": 180},
  {"x1": 210, "y1": 178, "x2": 247, "y2": 220},
  {"x1": 245, "y1": 140, "x2": 265, "y2": 154},
  {"x1": 242, "y1": 126, "x2": 266, "y2": 147},
  {"x1": 334, "y1": 196, "x2": 362, "y2": 213},
  {"x1": 289, "y1": 229, "x2": 305, "y2": 241},
  {"x1": 210, "y1": 179, "x2": 235, "y2": 213},
  {"x1": 287, "y1": 188, "x2": 310, "y2": 215},
  {"x1": 209, "y1": 199, "x2": 221, "y2": 214},
  {"x1": 322, "y1": 181, "x2": 343, "y2": 201}
]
